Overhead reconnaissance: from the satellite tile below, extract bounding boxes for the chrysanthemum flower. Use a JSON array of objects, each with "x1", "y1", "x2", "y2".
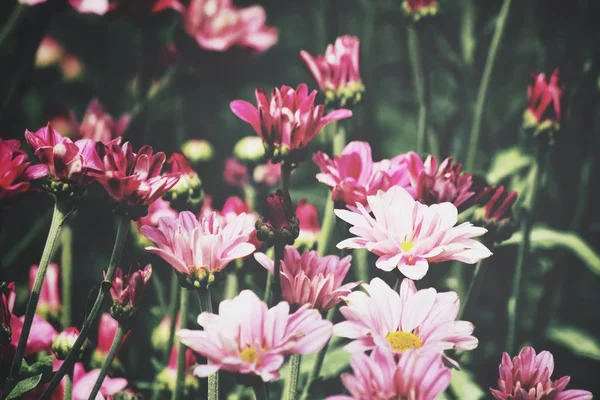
[
  {"x1": 326, "y1": 347, "x2": 451, "y2": 400},
  {"x1": 141, "y1": 210, "x2": 256, "y2": 288},
  {"x1": 0, "y1": 138, "x2": 35, "y2": 200},
  {"x1": 253, "y1": 161, "x2": 281, "y2": 187},
  {"x1": 524, "y1": 69, "x2": 563, "y2": 132},
  {"x1": 18, "y1": 0, "x2": 109, "y2": 15},
  {"x1": 336, "y1": 186, "x2": 491, "y2": 280},
  {"x1": 177, "y1": 289, "x2": 332, "y2": 382},
  {"x1": 490, "y1": 347, "x2": 592, "y2": 400},
  {"x1": 254, "y1": 246, "x2": 358, "y2": 313},
  {"x1": 77, "y1": 99, "x2": 130, "y2": 144},
  {"x1": 474, "y1": 185, "x2": 518, "y2": 244},
  {"x1": 29, "y1": 263, "x2": 61, "y2": 320},
  {"x1": 230, "y1": 84, "x2": 352, "y2": 162},
  {"x1": 334, "y1": 278, "x2": 478, "y2": 365}
]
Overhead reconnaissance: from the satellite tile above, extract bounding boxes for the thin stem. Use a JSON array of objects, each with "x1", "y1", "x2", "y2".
[
  {"x1": 244, "y1": 183, "x2": 257, "y2": 212},
  {"x1": 172, "y1": 288, "x2": 190, "y2": 400},
  {"x1": 8, "y1": 201, "x2": 69, "y2": 388},
  {"x1": 263, "y1": 271, "x2": 273, "y2": 304},
  {"x1": 281, "y1": 162, "x2": 293, "y2": 192},
  {"x1": 60, "y1": 223, "x2": 73, "y2": 328},
  {"x1": 458, "y1": 258, "x2": 486, "y2": 320},
  {"x1": 0, "y1": 4, "x2": 26, "y2": 49},
  {"x1": 87, "y1": 324, "x2": 126, "y2": 400},
  {"x1": 300, "y1": 308, "x2": 335, "y2": 400},
  {"x1": 407, "y1": 24, "x2": 428, "y2": 154},
  {"x1": 1, "y1": 208, "x2": 52, "y2": 269},
  {"x1": 64, "y1": 365, "x2": 73, "y2": 400},
  {"x1": 465, "y1": 0, "x2": 513, "y2": 171},
  {"x1": 332, "y1": 122, "x2": 346, "y2": 155},
  {"x1": 41, "y1": 215, "x2": 130, "y2": 399},
  {"x1": 353, "y1": 249, "x2": 369, "y2": 283},
  {"x1": 197, "y1": 289, "x2": 218, "y2": 400},
  {"x1": 271, "y1": 244, "x2": 285, "y2": 306},
  {"x1": 224, "y1": 272, "x2": 239, "y2": 300},
  {"x1": 286, "y1": 355, "x2": 302, "y2": 400},
  {"x1": 253, "y1": 381, "x2": 270, "y2": 400}
]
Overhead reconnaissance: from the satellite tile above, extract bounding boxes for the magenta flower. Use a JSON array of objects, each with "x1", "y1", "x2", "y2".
[
  {"x1": 109, "y1": 264, "x2": 153, "y2": 315},
  {"x1": 336, "y1": 186, "x2": 492, "y2": 280},
  {"x1": 25, "y1": 123, "x2": 103, "y2": 186},
  {"x1": 77, "y1": 99, "x2": 130, "y2": 144},
  {"x1": 177, "y1": 289, "x2": 332, "y2": 382},
  {"x1": 326, "y1": 347, "x2": 451, "y2": 400},
  {"x1": 223, "y1": 157, "x2": 249, "y2": 188},
  {"x1": 0, "y1": 138, "x2": 35, "y2": 200},
  {"x1": 334, "y1": 278, "x2": 478, "y2": 366},
  {"x1": 490, "y1": 347, "x2": 592, "y2": 400},
  {"x1": 94, "y1": 141, "x2": 180, "y2": 207},
  {"x1": 18, "y1": 0, "x2": 109, "y2": 15},
  {"x1": 254, "y1": 246, "x2": 359, "y2": 312},
  {"x1": 230, "y1": 84, "x2": 352, "y2": 161},
  {"x1": 296, "y1": 199, "x2": 321, "y2": 249},
  {"x1": 177, "y1": 0, "x2": 279, "y2": 53},
  {"x1": 482, "y1": 186, "x2": 518, "y2": 223},
  {"x1": 525, "y1": 69, "x2": 563, "y2": 129},
  {"x1": 141, "y1": 210, "x2": 256, "y2": 287},
  {"x1": 136, "y1": 198, "x2": 178, "y2": 229},
  {"x1": 253, "y1": 161, "x2": 281, "y2": 187},
  {"x1": 300, "y1": 35, "x2": 364, "y2": 107},
  {"x1": 402, "y1": 0, "x2": 438, "y2": 20},
  {"x1": 29, "y1": 263, "x2": 61, "y2": 320},
  {"x1": 72, "y1": 365, "x2": 128, "y2": 400}
]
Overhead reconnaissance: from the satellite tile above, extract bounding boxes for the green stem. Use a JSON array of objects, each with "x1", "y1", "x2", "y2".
[
  {"x1": 253, "y1": 381, "x2": 270, "y2": 400},
  {"x1": 224, "y1": 272, "x2": 239, "y2": 300},
  {"x1": 87, "y1": 324, "x2": 126, "y2": 400},
  {"x1": 0, "y1": 4, "x2": 26, "y2": 49},
  {"x1": 353, "y1": 249, "x2": 369, "y2": 283},
  {"x1": 458, "y1": 258, "x2": 487, "y2": 320},
  {"x1": 172, "y1": 288, "x2": 189, "y2": 400},
  {"x1": 465, "y1": 0, "x2": 513, "y2": 171},
  {"x1": 270, "y1": 244, "x2": 285, "y2": 306},
  {"x1": 332, "y1": 122, "x2": 346, "y2": 155},
  {"x1": 263, "y1": 271, "x2": 273, "y2": 304},
  {"x1": 299, "y1": 308, "x2": 335, "y2": 400},
  {"x1": 505, "y1": 143, "x2": 547, "y2": 353},
  {"x1": 60, "y1": 223, "x2": 73, "y2": 328},
  {"x1": 41, "y1": 215, "x2": 130, "y2": 400},
  {"x1": 7, "y1": 201, "x2": 69, "y2": 388},
  {"x1": 407, "y1": 24, "x2": 428, "y2": 154},
  {"x1": 197, "y1": 289, "x2": 218, "y2": 400},
  {"x1": 286, "y1": 355, "x2": 302, "y2": 400},
  {"x1": 244, "y1": 183, "x2": 257, "y2": 212},
  {"x1": 281, "y1": 162, "x2": 293, "y2": 192},
  {"x1": 64, "y1": 365, "x2": 73, "y2": 400},
  {"x1": 1, "y1": 207, "x2": 52, "y2": 270}
]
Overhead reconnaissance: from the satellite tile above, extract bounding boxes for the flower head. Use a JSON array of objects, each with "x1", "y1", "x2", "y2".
[
  {"x1": 133, "y1": 198, "x2": 178, "y2": 248},
  {"x1": 300, "y1": 35, "x2": 364, "y2": 108},
  {"x1": 53, "y1": 327, "x2": 89, "y2": 360},
  {"x1": 233, "y1": 136, "x2": 265, "y2": 163},
  {"x1": 29, "y1": 263, "x2": 61, "y2": 320},
  {"x1": 402, "y1": 0, "x2": 438, "y2": 21},
  {"x1": 177, "y1": 290, "x2": 333, "y2": 382},
  {"x1": 109, "y1": 264, "x2": 153, "y2": 323},
  {"x1": 164, "y1": 153, "x2": 203, "y2": 211},
  {"x1": 524, "y1": 69, "x2": 563, "y2": 135},
  {"x1": 474, "y1": 185, "x2": 518, "y2": 244},
  {"x1": 71, "y1": 365, "x2": 128, "y2": 400},
  {"x1": 490, "y1": 347, "x2": 592, "y2": 400},
  {"x1": 19, "y1": 0, "x2": 109, "y2": 15},
  {"x1": 334, "y1": 278, "x2": 477, "y2": 367},
  {"x1": 141, "y1": 210, "x2": 256, "y2": 289},
  {"x1": 77, "y1": 99, "x2": 130, "y2": 144},
  {"x1": 255, "y1": 246, "x2": 358, "y2": 312},
  {"x1": 230, "y1": 84, "x2": 352, "y2": 162},
  {"x1": 336, "y1": 186, "x2": 492, "y2": 280},
  {"x1": 256, "y1": 190, "x2": 299, "y2": 245},
  {"x1": 326, "y1": 347, "x2": 451, "y2": 400},
  {"x1": 35, "y1": 36, "x2": 64, "y2": 68},
  {"x1": 0, "y1": 138, "x2": 35, "y2": 200}
]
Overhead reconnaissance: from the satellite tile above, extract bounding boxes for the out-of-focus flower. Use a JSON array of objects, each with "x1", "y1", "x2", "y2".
[
  {"x1": 182, "y1": 139, "x2": 214, "y2": 163},
  {"x1": 524, "y1": 70, "x2": 563, "y2": 136},
  {"x1": 141, "y1": 210, "x2": 256, "y2": 289},
  {"x1": 19, "y1": 0, "x2": 109, "y2": 15},
  {"x1": 151, "y1": 314, "x2": 180, "y2": 352},
  {"x1": 109, "y1": 0, "x2": 180, "y2": 15},
  {"x1": 233, "y1": 136, "x2": 265, "y2": 163},
  {"x1": 52, "y1": 327, "x2": 89, "y2": 360},
  {"x1": 300, "y1": 35, "x2": 364, "y2": 108},
  {"x1": 334, "y1": 278, "x2": 477, "y2": 367},
  {"x1": 178, "y1": 289, "x2": 333, "y2": 382},
  {"x1": 109, "y1": 264, "x2": 152, "y2": 324},
  {"x1": 230, "y1": 84, "x2": 352, "y2": 162},
  {"x1": 0, "y1": 138, "x2": 35, "y2": 200},
  {"x1": 132, "y1": 198, "x2": 178, "y2": 248},
  {"x1": 94, "y1": 141, "x2": 180, "y2": 213},
  {"x1": 255, "y1": 246, "x2": 358, "y2": 312},
  {"x1": 490, "y1": 347, "x2": 592, "y2": 400},
  {"x1": 72, "y1": 366, "x2": 128, "y2": 400},
  {"x1": 295, "y1": 199, "x2": 320, "y2": 250},
  {"x1": 163, "y1": 153, "x2": 203, "y2": 211},
  {"x1": 326, "y1": 347, "x2": 451, "y2": 400},
  {"x1": 156, "y1": 342, "x2": 198, "y2": 396},
  {"x1": 253, "y1": 161, "x2": 281, "y2": 187},
  {"x1": 406, "y1": 152, "x2": 487, "y2": 212},
  {"x1": 91, "y1": 313, "x2": 126, "y2": 369},
  {"x1": 256, "y1": 190, "x2": 299, "y2": 245},
  {"x1": 402, "y1": 0, "x2": 438, "y2": 21},
  {"x1": 336, "y1": 186, "x2": 492, "y2": 280},
  {"x1": 35, "y1": 36, "x2": 65, "y2": 68},
  {"x1": 223, "y1": 157, "x2": 249, "y2": 188},
  {"x1": 29, "y1": 263, "x2": 61, "y2": 320},
  {"x1": 177, "y1": 0, "x2": 279, "y2": 53},
  {"x1": 61, "y1": 55, "x2": 85, "y2": 81},
  {"x1": 77, "y1": 99, "x2": 129, "y2": 144},
  {"x1": 474, "y1": 185, "x2": 518, "y2": 244}
]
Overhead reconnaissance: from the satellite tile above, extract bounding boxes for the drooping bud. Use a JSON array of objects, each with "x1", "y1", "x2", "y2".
[
  {"x1": 52, "y1": 327, "x2": 90, "y2": 361},
  {"x1": 163, "y1": 153, "x2": 203, "y2": 211},
  {"x1": 181, "y1": 139, "x2": 214, "y2": 164},
  {"x1": 402, "y1": 0, "x2": 438, "y2": 21},
  {"x1": 473, "y1": 186, "x2": 518, "y2": 244},
  {"x1": 233, "y1": 136, "x2": 266, "y2": 163},
  {"x1": 109, "y1": 265, "x2": 153, "y2": 325},
  {"x1": 256, "y1": 190, "x2": 299, "y2": 246},
  {"x1": 523, "y1": 69, "x2": 563, "y2": 139}
]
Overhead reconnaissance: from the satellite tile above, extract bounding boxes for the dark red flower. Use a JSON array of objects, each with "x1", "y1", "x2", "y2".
[
  {"x1": 109, "y1": 265, "x2": 153, "y2": 324},
  {"x1": 483, "y1": 186, "x2": 518, "y2": 223},
  {"x1": 256, "y1": 190, "x2": 299, "y2": 245},
  {"x1": 525, "y1": 69, "x2": 563, "y2": 129}
]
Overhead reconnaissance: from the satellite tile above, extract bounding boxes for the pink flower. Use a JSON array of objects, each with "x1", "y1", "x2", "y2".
[
  {"x1": 141, "y1": 210, "x2": 256, "y2": 287},
  {"x1": 0, "y1": 138, "x2": 35, "y2": 200},
  {"x1": 25, "y1": 123, "x2": 103, "y2": 186},
  {"x1": 334, "y1": 278, "x2": 478, "y2": 365},
  {"x1": 253, "y1": 161, "x2": 281, "y2": 187},
  {"x1": 29, "y1": 263, "x2": 61, "y2": 319},
  {"x1": 201, "y1": 195, "x2": 261, "y2": 247},
  {"x1": 94, "y1": 141, "x2": 180, "y2": 207},
  {"x1": 72, "y1": 365, "x2": 128, "y2": 400},
  {"x1": 300, "y1": 35, "x2": 364, "y2": 106},
  {"x1": 326, "y1": 347, "x2": 451, "y2": 400},
  {"x1": 96, "y1": 313, "x2": 122, "y2": 358},
  {"x1": 77, "y1": 99, "x2": 130, "y2": 144},
  {"x1": 525, "y1": 70, "x2": 563, "y2": 128},
  {"x1": 19, "y1": 0, "x2": 109, "y2": 15},
  {"x1": 336, "y1": 186, "x2": 492, "y2": 280},
  {"x1": 482, "y1": 186, "x2": 518, "y2": 223},
  {"x1": 490, "y1": 347, "x2": 592, "y2": 400},
  {"x1": 223, "y1": 157, "x2": 249, "y2": 188},
  {"x1": 177, "y1": 289, "x2": 333, "y2": 382},
  {"x1": 136, "y1": 198, "x2": 178, "y2": 229},
  {"x1": 296, "y1": 199, "x2": 320, "y2": 238},
  {"x1": 177, "y1": 0, "x2": 279, "y2": 53},
  {"x1": 109, "y1": 264, "x2": 153, "y2": 310},
  {"x1": 230, "y1": 84, "x2": 352, "y2": 160},
  {"x1": 255, "y1": 246, "x2": 358, "y2": 312},
  {"x1": 404, "y1": 0, "x2": 438, "y2": 12}
]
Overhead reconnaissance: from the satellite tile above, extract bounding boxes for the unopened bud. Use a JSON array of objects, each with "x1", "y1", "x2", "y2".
[
  {"x1": 233, "y1": 136, "x2": 266, "y2": 163},
  {"x1": 52, "y1": 327, "x2": 90, "y2": 361},
  {"x1": 182, "y1": 139, "x2": 214, "y2": 163}
]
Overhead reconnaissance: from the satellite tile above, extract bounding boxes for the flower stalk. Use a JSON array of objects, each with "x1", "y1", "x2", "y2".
[
  {"x1": 271, "y1": 244, "x2": 285, "y2": 306},
  {"x1": 172, "y1": 288, "x2": 189, "y2": 400},
  {"x1": 300, "y1": 308, "x2": 335, "y2": 400},
  {"x1": 64, "y1": 364, "x2": 74, "y2": 400},
  {"x1": 88, "y1": 324, "x2": 126, "y2": 399},
  {"x1": 253, "y1": 381, "x2": 270, "y2": 400},
  {"x1": 286, "y1": 355, "x2": 302, "y2": 400},
  {"x1": 406, "y1": 23, "x2": 429, "y2": 154},
  {"x1": 197, "y1": 288, "x2": 218, "y2": 400},
  {"x1": 60, "y1": 223, "x2": 73, "y2": 328}
]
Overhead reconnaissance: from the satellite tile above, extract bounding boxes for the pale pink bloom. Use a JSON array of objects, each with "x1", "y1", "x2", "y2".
[
  {"x1": 25, "y1": 123, "x2": 103, "y2": 186},
  {"x1": 491, "y1": 347, "x2": 593, "y2": 400},
  {"x1": 223, "y1": 157, "x2": 249, "y2": 188},
  {"x1": 136, "y1": 198, "x2": 178, "y2": 229},
  {"x1": 0, "y1": 138, "x2": 35, "y2": 200},
  {"x1": 178, "y1": 290, "x2": 333, "y2": 382},
  {"x1": 77, "y1": 99, "x2": 130, "y2": 144},
  {"x1": 60, "y1": 55, "x2": 85, "y2": 81},
  {"x1": 326, "y1": 347, "x2": 451, "y2": 400},
  {"x1": 253, "y1": 161, "x2": 281, "y2": 187},
  {"x1": 141, "y1": 210, "x2": 256, "y2": 278},
  {"x1": 19, "y1": 0, "x2": 109, "y2": 15},
  {"x1": 201, "y1": 195, "x2": 261, "y2": 247},
  {"x1": 254, "y1": 246, "x2": 358, "y2": 312},
  {"x1": 230, "y1": 84, "x2": 352, "y2": 158},
  {"x1": 177, "y1": 0, "x2": 279, "y2": 53},
  {"x1": 336, "y1": 186, "x2": 492, "y2": 280},
  {"x1": 334, "y1": 278, "x2": 478, "y2": 366},
  {"x1": 29, "y1": 263, "x2": 61, "y2": 318}
]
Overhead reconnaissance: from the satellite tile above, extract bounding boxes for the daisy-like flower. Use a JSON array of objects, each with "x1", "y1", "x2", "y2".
[
  {"x1": 0, "y1": 138, "x2": 35, "y2": 200},
  {"x1": 326, "y1": 347, "x2": 451, "y2": 400},
  {"x1": 490, "y1": 347, "x2": 592, "y2": 400},
  {"x1": 177, "y1": 289, "x2": 332, "y2": 382},
  {"x1": 334, "y1": 278, "x2": 478, "y2": 366},
  {"x1": 524, "y1": 69, "x2": 563, "y2": 132},
  {"x1": 19, "y1": 0, "x2": 109, "y2": 15},
  {"x1": 254, "y1": 246, "x2": 359, "y2": 313},
  {"x1": 77, "y1": 99, "x2": 130, "y2": 144},
  {"x1": 140, "y1": 210, "x2": 256, "y2": 288},
  {"x1": 336, "y1": 186, "x2": 491, "y2": 280},
  {"x1": 29, "y1": 263, "x2": 61, "y2": 320},
  {"x1": 230, "y1": 84, "x2": 352, "y2": 162}
]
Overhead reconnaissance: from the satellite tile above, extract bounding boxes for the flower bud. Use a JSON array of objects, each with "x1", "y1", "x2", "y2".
[
  {"x1": 109, "y1": 265, "x2": 152, "y2": 325},
  {"x1": 111, "y1": 392, "x2": 138, "y2": 400},
  {"x1": 181, "y1": 139, "x2": 214, "y2": 163},
  {"x1": 523, "y1": 69, "x2": 563, "y2": 140},
  {"x1": 256, "y1": 190, "x2": 299, "y2": 246},
  {"x1": 35, "y1": 36, "x2": 64, "y2": 68},
  {"x1": 156, "y1": 346, "x2": 198, "y2": 396},
  {"x1": 402, "y1": 0, "x2": 438, "y2": 21},
  {"x1": 473, "y1": 186, "x2": 518, "y2": 244},
  {"x1": 151, "y1": 315, "x2": 175, "y2": 352},
  {"x1": 52, "y1": 327, "x2": 90, "y2": 361},
  {"x1": 233, "y1": 136, "x2": 266, "y2": 163},
  {"x1": 163, "y1": 153, "x2": 204, "y2": 211}
]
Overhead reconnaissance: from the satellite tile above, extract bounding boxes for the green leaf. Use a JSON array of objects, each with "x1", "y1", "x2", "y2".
[
  {"x1": 546, "y1": 325, "x2": 600, "y2": 360},
  {"x1": 498, "y1": 225, "x2": 600, "y2": 276},
  {"x1": 487, "y1": 147, "x2": 532, "y2": 185},
  {"x1": 5, "y1": 373, "x2": 43, "y2": 400},
  {"x1": 450, "y1": 369, "x2": 485, "y2": 400}
]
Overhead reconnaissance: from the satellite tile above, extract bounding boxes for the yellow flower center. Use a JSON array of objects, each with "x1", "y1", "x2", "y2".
[
  {"x1": 385, "y1": 331, "x2": 423, "y2": 353},
  {"x1": 400, "y1": 241, "x2": 415, "y2": 253},
  {"x1": 240, "y1": 346, "x2": 259, "y2": 363}
]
